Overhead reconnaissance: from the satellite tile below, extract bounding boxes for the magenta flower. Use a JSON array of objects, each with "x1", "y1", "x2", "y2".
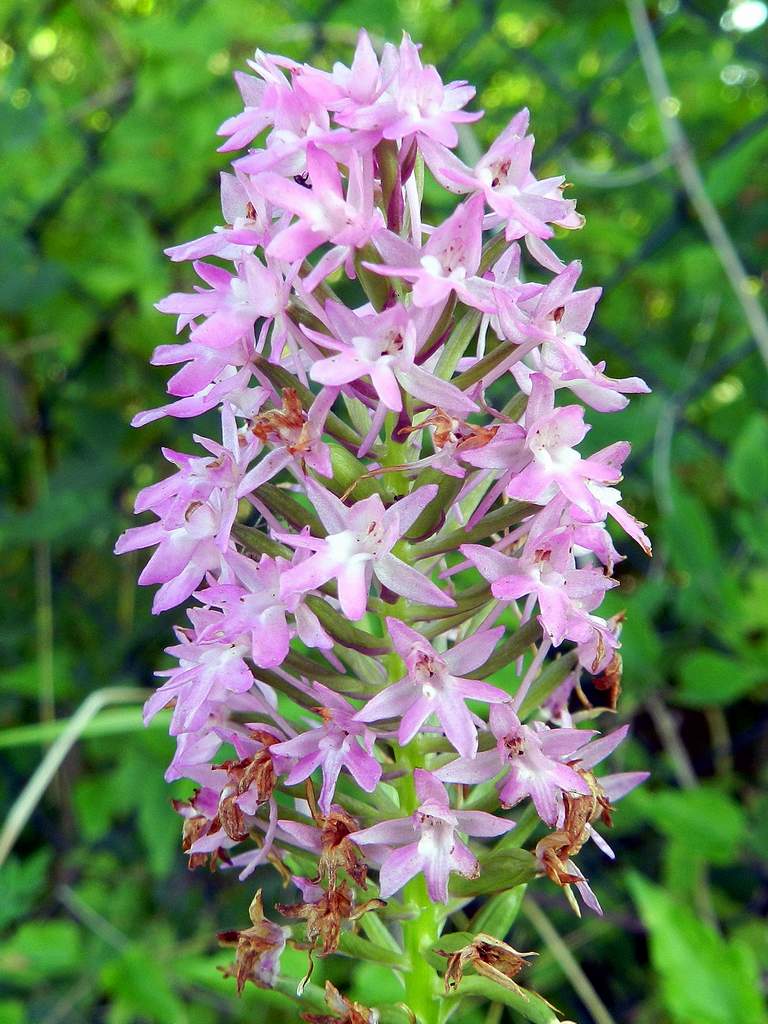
[
  {"x1": 437, "y1": 706, "x2": 599, "y2": 826},
  {"x1": 356, "y1": 619, "x2": 507, "y2": 758},
  {"x1": 271, "y1": 683, "x2": 381, "y2": 813},
  {"x1": 462, "y1": 527, "x2": 617, "y2": 648},
  {"x1": 255, "y1": 145, "x2": 383, "y2": 287},
  {"x1": 114, "y1": 491, "x2": 234, "y2": 614},
  {"x1": 420, "y1": 108, "x2": 581, "y2": 241},
  {"x1": 353, "y1": 770, "x2": 514, "y2": 902},
  {"x1": 510, "y1": 261, "x2": 649, "y2": 412},
  {"x1": 505, "y1": 374, "x2": 625, "y2": 519},
  {"x1": 306, "y1": 300, "x2": 477, "y2": 415},
  {"x1": 118, "y1": 36, "x2": 651, "y2": 1007},
  {"x1": 219, "y1": 51, "x2": 331, "y2": 164},
  {"x1": 301, "y1": 30, "x2": 390, "y2": 118},
  {"x1": 142, "y1": 609, "x2": 274, "y2": 735},
  {"x1": 196, "y1": 549, "x2": 331, "y2": 669},
  {"x1": 333, "y1": 33, "x2": 480, "y2": 148},
  {"x1": 164, "y1": 172, "x2": 268, "y2": 262},
  {"x1": 364, "y1": 195, "x2": 496, "y2": 311},
  {"x1": 278, "y1": 481, "x2": 453, "y2": 619},
  {"x1": 156, "y1": 255, "x2": 283, "y2": 352}
]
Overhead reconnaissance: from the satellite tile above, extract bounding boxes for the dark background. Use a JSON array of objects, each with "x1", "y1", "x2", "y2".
[{"x1": 1, "y1": 1, "x2": 767, "y2": 1021}]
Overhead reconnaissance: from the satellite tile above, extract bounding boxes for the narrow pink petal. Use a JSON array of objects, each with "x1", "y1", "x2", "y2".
[
  {"x1": 337, "y1": 558, "x2": 372, "y2": 620},
  {"x1": 355, "y1": 678, "x2": 415, "y2": 722},
  {"x1": 398, "y1": 695, "x2": 434, "y2": 746},
  {"x1": 435, "y1": 749, "x2": 500, "y2": 785},
  {"x1": 375, "y1": 553, "x2": 454, "y2": 608},
  {"x1": 444, "y1": 627, "x2": 504, "y2": 675},
  {"x1": 454, "y1": 677, "x2": 509, "y2": 704},
  {"x1": 454, "y1": 810, "x2": 515, "y2": 837},
  {"x1": 378, "y1": 843, "x2": 423, "y2": 898},
  {"x1": 353, "y1": 818, "x2": 416, "y2": 846},
  {"x1": 435, "y1": 695, "x2": 477, "y2": 758}
]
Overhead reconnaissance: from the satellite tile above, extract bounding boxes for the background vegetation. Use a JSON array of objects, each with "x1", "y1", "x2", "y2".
[{"x1": 1, "y1": 1, "x2": 767, "y2": 1021}]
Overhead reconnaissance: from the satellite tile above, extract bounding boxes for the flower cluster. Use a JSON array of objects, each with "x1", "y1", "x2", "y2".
[{"x1": 118, "y1": 32, "x2": 649, "y2": 1020}]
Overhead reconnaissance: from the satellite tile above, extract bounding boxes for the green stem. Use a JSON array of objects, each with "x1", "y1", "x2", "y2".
[
  {"x1": 399, "y1": 744, "x2": 442, "y2": 1024},
  {"x1": 403, "y1": 875, "x2": 441, "y2": 1024}
]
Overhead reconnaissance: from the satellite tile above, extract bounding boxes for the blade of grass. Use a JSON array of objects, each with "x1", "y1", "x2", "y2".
[{"x1": 0, "y1": 686, "x2": 150, "y2": 867}]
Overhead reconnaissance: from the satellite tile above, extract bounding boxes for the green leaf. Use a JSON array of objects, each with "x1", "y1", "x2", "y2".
[
  {"x1": 0, "y1": 1000, "x2": 26, "y2": 1024},
  {"x1": 470, "y1": 885, "x2": 527, "y2": 940},
  {"x1": 350, "y1": 960, "x2": 405, "y2": 1006},
  {"x1": 676, "y1": 649, "x2": 765, "y2": 707},
  {"x1": 101, "y1": 946, "x2": 188, "y2": 1024},
  {"x1": 631, "y1": 786, "x2": 745, "y2": 865},
  {"x1": 474, "y1": 618, "x2": 542, "y2": 680},
  {"x1": 337, "y1": 930, "x2": 409, "y2": 968},
  {"x1": 727, "y1": 413, "x2": 768, "y2": 502},
  {"x1": 411, "y1": 501, "x2": 536, "y2": 559},
  {"x1": 434, "y1": 309, "x2": 482, "y2": 379},
  {"x1": 0, "y1": 706, "x2": 165, "y2": 750},
  {"x1": 629, "y1": 874, "x2": 768, "y2": 1024},
  {"x1": 705, "y1": 125, "x2": 768, "y2": 206},
  {"x1": 431, "y1": 931, "x2": 476, "y2": 955},
  {"x1": 0, "y1": 851, "x2": 51, "y2": 931},
  {"x1": 664, "y1": 489, "x2": 722, "y2": 608},
  {"x1": 304, "y1": 595, "x2": 390, "y2": 655},
  {"x1": 0, "y1": 921, "x2": 83, "y2": 984},
  {"x1": 451, "y1": 849, "x2": 537, "y2": 898}
]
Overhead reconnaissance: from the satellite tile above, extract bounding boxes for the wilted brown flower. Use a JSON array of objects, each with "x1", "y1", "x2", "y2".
[
  {"x1": 251, "y1": 387, "x2": 312, "y2": 454},
  {"x1": 535, "y1": 771, "x2": 615, "y2": 913},
  {"x1": 172, "y1": 790, "x2": 232, "y2": 871},
  {"x1": 277, "y1": 880, "x2": 384, "y2": 958},
  {"x1": 436, "y1": 933, "x2": 537, "y2": 997},
  {"x1": 315, "y1": 807, "x2": 369, "y2": 888},
  {"x1": 300, "y1": 980, "x2": 380, "y2": 1024},
  {"x1": 592, "y1": 650, "x2": 623, "y2": 710},
  {"x1": 213, "y1": 729, "x2": 280, "y2": 842},
  {"x1": 218, "y1": 890, "x2": 287, "y2": 993}
]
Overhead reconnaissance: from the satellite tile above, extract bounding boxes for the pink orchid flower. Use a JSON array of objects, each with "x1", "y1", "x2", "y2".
[
  {"x1": 195, "y1": 548, "x2": 331, "y2": 669},
  {"x1": 271, "y1": 683, "x2": 382, "y2": 813},
  {"x1": 355, "y1": 619, "x2": 508, "y2": 758},
  {"x1": 333, "y1": 33, "x2": 480, "y2": 148},
  {"x1": 278, "y1": 481, "x2": 453, "y2": 619},
  {"x1": 352, "y1": 770, "x2": 514, "y2": 902},
  {"x1": 255, "y1": 145, "x2": 383, "y2": 288},
  {"x1": 364, "y1": 194, "x2": 496, "y2": 311},
  {"x1": 420, "y1": 108, "x2": 582, "y2": 240},
  {"x1": 505, "y1": 374, "x2": 625, "y2": 519},
  {"x1": 510, "y1": 261, "x2": 649, "y2": 412},
  {"x1": 306, "y1": 300, "x2": 477, "y2": 415},
  {"x1": 462, "y1": 527, "x2": 617, "y2": 648},
  {"x1": 437, "y1": 707, "x2": 603, "y2": 826},
  {"x1": 164, "y1": 172, "x2": 268, "y2": 262}
]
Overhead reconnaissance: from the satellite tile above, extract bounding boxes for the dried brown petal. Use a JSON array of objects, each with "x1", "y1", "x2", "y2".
[
  {"x1": 218, "y1": 890, "x2": 286, "y2": 993},
  {"x1": 300, "y1": 981, "x2": 379, "y2": 1024},
  {"x1": 436, "y1": 934, "x2": 536, "y2": 997}
]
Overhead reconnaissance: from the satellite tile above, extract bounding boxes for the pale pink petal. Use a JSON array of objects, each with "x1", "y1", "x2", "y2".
[
  {"x1": 356, "y1": 678, "x2": 415, "y2": 722},
  {"x1": 353, "y1": 818, "x2": 417, "y2": 846},
  {"x1": 435, "y1": 749, "x2": 500, "y2": 784},
  {"x1": 375, "y1": 553, "x2": 454, "y2": 607},
  {"x1": 454, "y1": 810, "x2": 515, "y2": 837},
  {"x1": 378, "y1": 843, "x2": 423, "y2": 898},
  {"x1": 444, "y1": 626, "x2": 504, "y2": 674}
]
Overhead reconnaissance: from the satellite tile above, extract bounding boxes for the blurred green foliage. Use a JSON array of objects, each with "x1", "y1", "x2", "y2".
[{"x1": 1, "y1": 0, "x2": 768, "y2": 1021}]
